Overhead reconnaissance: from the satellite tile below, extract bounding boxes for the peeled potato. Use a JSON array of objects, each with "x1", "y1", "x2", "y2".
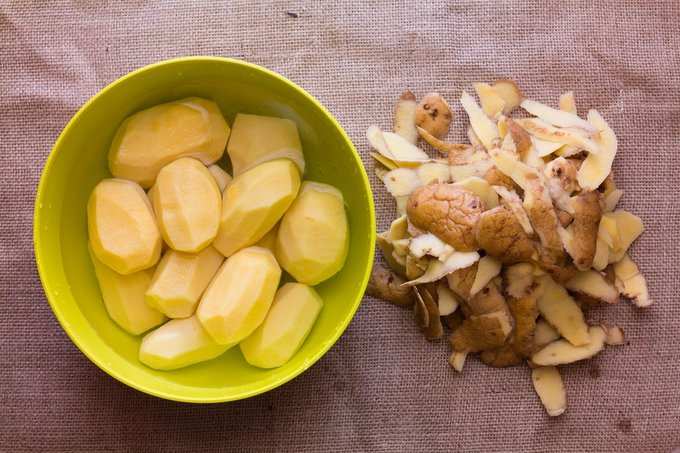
[
  {"x1": 89, "y1": 247, "x2": 165, "y2": 335},
  {"x1": 139, "y1": 316, "x2": 230, "y2": 370},
  {"x1": 207, "y1": 164, "x2": 232, "y2": 192},
  {"x1": 276, "y1": 181, "x2": 348, "y2": 285},
  {"x1": 227, "y1": 113, "x2": 305, "y2": 176},
  {"x1": 88, "y1": 178, "x2": 161, "y2": 275},
  {"x1": 109, "y1": 97, "x2": 229, "y2": 188},
  {"x1": 197, "y1": 247, "x2": 281, "y2": 345},
  {"x1": 145, "y1": 247, "x2": 224, "y2": 319},
  {"x1": 213, "y1": 159, "x2": 300, "y2": 257},
  {"x1": 240, "y1": 283, "x2": 323, "y2": 368},
  {"x1": 151, "y1": 157, "x2": 221, "y2": 252}
]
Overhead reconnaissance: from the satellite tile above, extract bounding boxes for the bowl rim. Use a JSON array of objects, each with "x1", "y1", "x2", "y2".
[{"x1": 33, "y1": 56, "x2": 375, "y2": 403}]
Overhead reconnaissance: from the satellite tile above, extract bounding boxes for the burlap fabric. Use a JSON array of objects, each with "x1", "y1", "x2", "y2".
[{"x1": 1, "y1": 1, "x2": 679, "y2": 451}]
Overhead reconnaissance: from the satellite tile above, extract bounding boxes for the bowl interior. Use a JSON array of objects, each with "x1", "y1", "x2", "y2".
[{"x1": 34, "y1": 58, "x2": 374, "y2": 403}]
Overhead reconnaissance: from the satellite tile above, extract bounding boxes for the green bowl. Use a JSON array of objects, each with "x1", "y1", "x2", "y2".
[{"x1": 34, "y1": 57, "x2": 375, "y2": 403}]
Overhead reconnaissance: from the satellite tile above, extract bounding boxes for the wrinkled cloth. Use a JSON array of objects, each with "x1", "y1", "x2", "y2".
[{"x1": 1, "y1": 1, "x2": 679, "y2": 452}]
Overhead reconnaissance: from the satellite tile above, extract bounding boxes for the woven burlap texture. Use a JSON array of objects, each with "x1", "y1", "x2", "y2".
[{"x1": 1, "y1": 1, "x2": 679, "y2": 451}]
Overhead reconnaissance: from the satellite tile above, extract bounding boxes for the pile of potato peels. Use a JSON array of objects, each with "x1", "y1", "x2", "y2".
[{"x1": 366, "y1": 81, "x2": 650, "y2": 416}]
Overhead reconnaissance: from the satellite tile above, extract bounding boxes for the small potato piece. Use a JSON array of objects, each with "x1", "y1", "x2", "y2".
[
  {"x1": 532, "y1": 366, "x2": 567, "y2": 417},
  {"x1": 536, "y1": 276, "x2": 589, "y2": 346},
  {"x1": 393, "y1": 90, "x2": 419, "y2": 144},
  {"x1": 614, "y1": 254, "x2": 651, "y2": 307},
  {"x1": 415, "y1": 93, "x2": 452, "y2": 138},
  {"x1": 474, "y1": 82, "x2": 505, "y2": 118},
  {"x1": 460, "y1": 90, "x2": 499, "y2": 150},
  {"x1": 604, "y1": 210, "x2": 645, "y2": 263},
  {"x1": 406, "y1": 183, "x2": 484, "y2": 251},
  {"x1": 213, "y1": 159, "x2": 301, "y2": 257},
  {"x1": 89, "y1": 247, "x2": 165, "y2": 335},
  {"x1": 577, "y1": 110, "x2": 617, "y2": 190},
  {"x1": 532, "y1": 326, "x2": 606, "y2": 366},
  {"x1": 208, "y1": 164, "x2": 232, "y2": 192},
  {"x1": 145, "y1": 247, "x2": 224, "y2": 318},
  {"x1": 152, "y1": 158, "x2": 222, "y2": 252},
  {"x1": 197, "y1": 247, "x2": 281, "y2": 345},
  {"x1": 366, "y1": 263, "x2": 413, "y2": 306},
  {"x1": 139, "y1": 316, "x2": 230, "y2": 370},
  {"x1": 276, "y1": 182, "x2": 349, "y2": 285},
  {"x1": 88, "y1": 179, "x2": 161, "y2": 275},
  {"x1": 565, "y1": 270, "x2": 619, "y2": 305},
  {"x1": 227, "y1": 113, "x2": 304, "y2": 176},
  {"x1": 492, "y1": 80, "x2": 523, "y2": 114},
  {"x1": 109, "y1": 97, "x2": 229, "y2": 187},
  {"x1": 240, "y1": 283, "x2": 323, "y2": 368}
]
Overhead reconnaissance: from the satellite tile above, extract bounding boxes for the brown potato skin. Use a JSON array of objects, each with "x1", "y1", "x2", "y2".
[
  {"x1": 415, "y1": 93, "x2": 453, "y2": 139},
  {"x1": 366, "y1": 263, "x2": 412, "y2": 306},
  {"x1": 475, "y1": 206, "x2": 535, "y2": 264},
  {"x1": 569, "y1": 191, "x2": 602, "y2": 270},
  {"x1": 406, "y1": 184, "x2": 484, "y2": 252}
]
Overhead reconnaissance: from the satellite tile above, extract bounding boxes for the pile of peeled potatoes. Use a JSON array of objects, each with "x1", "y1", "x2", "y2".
[{"x1": 87, "y1": 97, "x2": 349, "y2": 370}]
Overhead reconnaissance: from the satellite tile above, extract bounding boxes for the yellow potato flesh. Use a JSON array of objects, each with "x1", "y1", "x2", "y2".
[
  {"x1": 197, "y1": 247, "x2": 281, "y2": 345},
  {"x1": 139, "y1": 316, "x2": 230, "y2": 370},
  {"x1": 89, "y1": 247, "x2": 165, "y2": 335},
  {"x1": 145, "y1": 247, "x2": 224, "y2": 319},
  {"x1": 240, "y1": 283, "x2": 323, "y2": 368},
  {"x1": 152, "y1": 157, "x2": 222, "y2": 252},
  {"x1": 109, "y1": 97, "x2": 230, "y2": 187},
  {"x1": 213, "y1": 159, "x2": 301, "y2": 257},
  {"x1": 88, "y1": 178, "x2": 161, "y2": 275},
  {"x1": 227, "y1": 113, "x2": 304, "y2": 176},
  {"x1": 276, "y1": 181, "x2": 349, "y2": 285}
]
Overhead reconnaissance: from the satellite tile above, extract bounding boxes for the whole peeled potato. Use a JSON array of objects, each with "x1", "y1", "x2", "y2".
[
  {"x1": 240, "y1": 283, "x2": 323, "y2": 369},
  {"x1": 151, "y1": 157, "x2": 222, "y2": 253},
  {"x1": 275, "y1": 181, "x2": 349, "y2": 285},
  {"x1": 212, "y1": 159, "x2": 300, "y2": 257},
  {"x1": 88, "y1": 178, "x2": 161, "y2": 275},
  {"x1": 227, "y1": 113, "x2": 305, "y2": 176},
  {"x1": 197, "y1": 247, "x2": 281, "y2": 345},
  {"x1": 109, "y1": 97, "x2": 229, "y2": 188}
]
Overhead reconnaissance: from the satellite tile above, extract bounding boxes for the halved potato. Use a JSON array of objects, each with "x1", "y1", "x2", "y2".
[
  {"x1": 276, "y1": 181, "x2": 349, "y2": 285},
  {"x1": 197, "y1": 247, "x2": 281, "y2": 345},
  {"x1": 152, "y1": 157, "x2": 222, "y2": 252},
  {"x1": 145, "y1": 247, "x2": 224, "y2": 318},
  {"x1": 89, "y1": 247, "x2": 165, "y2": 335},
  {"x1": 139, "y1": 316, "x2": 230, "y2": 370},
  {"x1": 213, "y1": 159, "x2": 301, "y2": 257},
  {"x1": 227, "y1": 113, "x2": 305, "y2": 176},
  {"x1": 109, "y1": 97, "x2": 229, "y2": 187},
  {"x1": 240, "y1": 283, "x2": 323, "y2": 368},
  {"x1": 88, "y1": 178, "x2": 161, "y2": 275}
]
